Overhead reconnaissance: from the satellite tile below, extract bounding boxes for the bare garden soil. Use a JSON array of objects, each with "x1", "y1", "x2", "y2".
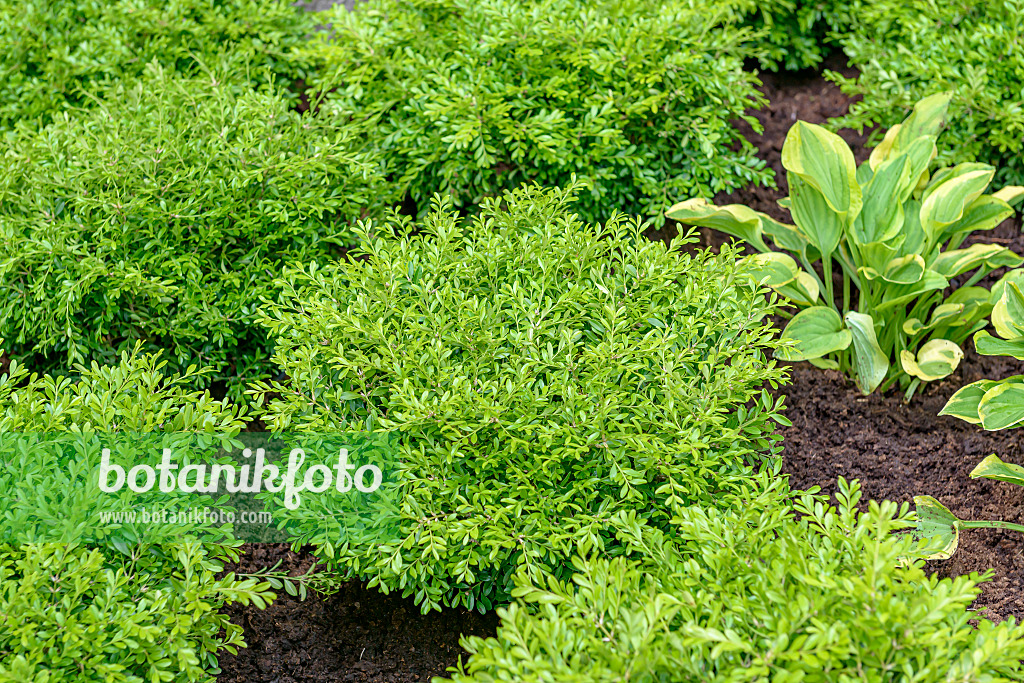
[{"x1": 217, "y1": 58, "x2": 1024, "y2": 682}]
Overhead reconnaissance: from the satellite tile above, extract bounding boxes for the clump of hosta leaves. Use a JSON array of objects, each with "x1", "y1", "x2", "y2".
[
  {"x1": 0, "y1": 343, "x2": 275, "y2": 682},
  {"x1": 307, "y1": 0, "x2": 771, "y2": 226},
  {"x1": 450, "y1": 476, "x2": 1024, "y2": 682},
  {"x1": 940, "y1": 268, "x2": 1024, "y2": 430},
  {"x1": 0, "y1": 64, "x2": 391, "y2": 398},
  {"x1": 669, "y1": 93, "x2": 1024, "y2": 400},
  {"x1": 252, "y1": 184, "x2": 788, "y2": 612},
  {"x1": 828, "y1": 0, "x2": 1024, "y2": 188},
  {"x1": 0, "y1": 0, "x2": 316, "y2": 129}
]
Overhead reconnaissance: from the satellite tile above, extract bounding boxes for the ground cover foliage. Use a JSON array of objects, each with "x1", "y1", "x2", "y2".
[
  {"x1": 306, "y1": 0, "x2": 773, "y2": 226},
  {"x1": 0, "y1": 344, "x2": 275, "y2": 682},
  {"x1": 0, "y1": 64, "x2": 391, "y2": 398},
  {"x1": 253, "y1": 185, "x2": 789, "y2": 612},
  {"x1": 2, "y1": 0, "x2": 1024, "y2": 679}
]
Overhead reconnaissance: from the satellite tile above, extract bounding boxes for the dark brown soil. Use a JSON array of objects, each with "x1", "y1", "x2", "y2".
[
  {"x1": 217, "y1": 56, "x2": 1024, "y2": 682},
  {"x1": 216, "y1": 545, "x2": 498, "y2": 682}
]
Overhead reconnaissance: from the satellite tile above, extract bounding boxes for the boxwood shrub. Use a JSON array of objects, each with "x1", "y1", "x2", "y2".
[
  {"x1": 252, "y1": 184, "x2": 788, "y2": 612},
  {"x1": 740, "y1": 0, "x2": 850, "y2": 71},
  {"x1": 0, "y1": 344, "x2": 274, "y2": 682},
  {"x1": 829, "y1": 0, "x2": 1024, "y2": 187},
  {"x1": 448, "y1": 476, "x2": 1024, "y2": 682},
  {"x1": 0, "y1": 0, "x2": 317, "y2": 129},
  {"x1": 0, "y1": 65, "x2": 392, "y2": 397},
  {"x1": 307, "y1": 0, "x2": 772, "y2": 226}
]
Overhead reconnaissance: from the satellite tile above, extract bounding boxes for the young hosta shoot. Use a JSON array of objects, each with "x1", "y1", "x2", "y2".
[
  {"x1": 915, "y1": 455, "x2": 1024, "y2": 559},
  {"x1": 667, "y1": 93, "x2": 1024, "y2": 400}
]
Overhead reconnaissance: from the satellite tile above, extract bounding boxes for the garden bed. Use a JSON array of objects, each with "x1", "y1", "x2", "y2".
[{"x1": 215, "y1": 59, "x2": 1024, "y2": 682}]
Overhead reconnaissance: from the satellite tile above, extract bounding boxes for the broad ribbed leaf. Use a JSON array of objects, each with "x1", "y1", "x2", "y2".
[
  {"x1": 920, "y1": 165, "x2": 995, "y2": 241},
  {"x1": 844, "y1": 311, "x2": 888, "y2": 394},
  {"x1": 666, "y1": 198, "x2": 770, "y2": 253},
  {"x1": 782, "y1": 121, "x2": 862, "y2": 226},
  {"x1": 940, "y1": 380, "x2": 1000, "y2": 424},
  {"x1": 974, "y1": 331, "x2": 1024, "y2": 360},
  {"x1": 913, "y1": 495, "x2": 960, "y2": 560},
  {"x1": 992, "y1": 281, "x2": 1024, "y2": 340},
  {"x1": 979, "y1": 382, "x2": 1024, "y2": 430},
  {"x1": 931, "y1": 243, "x2": 1023, "y2": 279},
  {"x1": 776, "y1": 307, "x2": 852, "y2": 362}
]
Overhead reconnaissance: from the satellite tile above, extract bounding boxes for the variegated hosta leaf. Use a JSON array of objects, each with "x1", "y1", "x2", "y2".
[
  {"x1": 874, "y1": 270, "x2": 948, "y2": 314},
  {"x1": 940, "y1": 379, "x2": 1001, "y2": 424},
  {"x1": 930, "y1": 243, "x2": 1023, "y2": 279},
  {"x1": 974, "y1": 331, "x2": 1024, "y2": 360},
  {"x1": 902, "y1": 303, "x2": 966, "y2": 336},
  {"x1": 774, "y1": 271, "x2": 820, "y2": 307},
  {"x1": 978, "y1": 381, "x2": 1024, "y2": 431},
  {"x1": 970, "y1": 454, "x2": 1024, "y2": 486},
  {"x1": 782, "y1": 121, "x2": 863, "y2": 224},
  {"x1": 899, "y1": 339, "x2": 964, "y2": 382},
  {"x1": 740, "y1": 252, "x2": 799, "y2": 289},
  {"x1": 913, "y1": 495, "x2": 960, "y2": 560},
  {"x1": 852, "y1": 153, "x2": 909, "y2": 246},
  {"x1": 880, "y1": 254, "x2": 925, "y2": 284},
  {"x1": 993, "y1": 186, "x2": 1024, "y2": 207},
  {"x1": 776, "y1": 306, "x2": 852, "y2": 362},
  {"x1": 789, "y1": 174, "x2": 844, "y2": 258},
  {"x1": 868, "y1": 92, "x2": 950, "y2": 169},
  {"x1": 920, "y1": 163, "x2": 995, "y2": 242},
  {"x1": 844, "y1": 311, "x2": 888, "y2": 394},
  {"x1": 938, "y1": 195, "x2": 1015, "y2": 243},
  {"x1": 665, "y1": 198, "x2": 771, "y2": 253},
  {"x1": 991, "y1": 280, "x2": 1024, "y2": 340}
]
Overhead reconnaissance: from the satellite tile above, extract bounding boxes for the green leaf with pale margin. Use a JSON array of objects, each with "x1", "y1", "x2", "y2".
[
  {"x1": 844, "y1": 311, "x2": 888, "y2": 394},
  {"x1": 666, "y1": 198, "x2": 770, "y2": 253},
  {"x1": 992, "y1": 281, "x2": 1024, "y2": 340},
  {"x1": 920, "y1": 164, "x2": 995, "y2": 241},
  {"x1": 940, "y1": 380, "x2": 1001, "y2": 424},
  {"x1": 776, "y1": 307, "x2": 852, "y2": 362},
  {"x1": 899, "y1": 339, "x2": 964, "y2": 382},
  {"x1": 913, "y1": 495, "x2": 960, "y2": 560},
  {"x1": 974, "y1": 331, "x2": 1024, "y2": 360},
  {"x1": 739, "y1": 253, "x2": 799, "y2": 288},
  {"x1": 970, "y1": 454, "x2": 1024, "y2": 486},
  {"x1": 979, "y1": 382, "x2": 1024, "y2": 430}
]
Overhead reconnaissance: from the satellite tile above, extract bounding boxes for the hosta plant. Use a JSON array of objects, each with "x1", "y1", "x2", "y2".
[
  {"x1": 915, "y1": 455, "x2": 1024, "y2": 559},
  {"x1": 450, "y1": 476, "x2": 1024, "y2": 682},
  {"x1": 253, "y1": 184, "x2": 788, "y2": 612},
  {"x1": 668, "y1": 93, "x2": 1024, "y2": 400}
]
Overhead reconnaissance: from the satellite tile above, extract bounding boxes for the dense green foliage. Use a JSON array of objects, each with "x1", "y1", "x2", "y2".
[
  {"x1": 830, "y1": 0, "x2": 1024, "y2": 187},
  {"x1": 0, "y1": 0, "x2": 316, "y2": 129},
  {"x1": 0, "y1": 66, "x2": 391, "y2": 396},
  {"x1": 740, "y1": 0, "x2": 849, "y2": 71},
  {"x1": 670, "y1": 94, "x2": 1024, "y2": 399},
  {"x1": 307, "y1": 0, "x2": 771, "y2": 226},
  {"x1": 254, "y1": 185, "x2": 788, "y2": 611},
  {"x1": 0, "y1": 344, "x2": 274, "y2": 681},
  {"x1": 450, "y1": 477, "x2": 1024, "y2": 682}
]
